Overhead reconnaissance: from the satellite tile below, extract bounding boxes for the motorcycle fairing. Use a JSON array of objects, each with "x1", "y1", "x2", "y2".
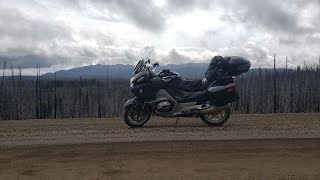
[
  {"x1": 146, "y1": 89, "x2": 199, "y2": 117},
  {"x1": 123, "y1": 97, "x2": 143, "y2": 109}
]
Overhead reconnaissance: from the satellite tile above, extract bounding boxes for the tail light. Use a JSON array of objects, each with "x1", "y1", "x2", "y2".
[{"x1": 227, "y1": 87, "x2": 235, "y2": 92}]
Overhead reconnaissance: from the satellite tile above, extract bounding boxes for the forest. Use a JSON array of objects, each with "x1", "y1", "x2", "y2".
[{"x1": 0, "y1": 62, "x2": 319, "y2": 120}]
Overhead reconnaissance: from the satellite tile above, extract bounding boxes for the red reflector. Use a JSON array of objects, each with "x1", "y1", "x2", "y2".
[{"x1": 227, "y1": 87, "x2": 235, "y2": 92}]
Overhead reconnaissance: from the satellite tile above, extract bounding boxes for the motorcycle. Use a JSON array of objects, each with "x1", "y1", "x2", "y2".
[{"x1": 123, "y1": 56, "x2": 251, "y2": 127}]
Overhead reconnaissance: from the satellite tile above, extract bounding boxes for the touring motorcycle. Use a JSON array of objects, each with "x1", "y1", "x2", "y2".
[{"x1": 123, "y1": 56, "x2": 251, "y2": 127}]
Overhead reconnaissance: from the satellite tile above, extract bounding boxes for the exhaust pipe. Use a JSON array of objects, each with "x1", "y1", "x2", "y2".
[{"x1": 198, "y1": 104, "x2": 230, "y2": 115}]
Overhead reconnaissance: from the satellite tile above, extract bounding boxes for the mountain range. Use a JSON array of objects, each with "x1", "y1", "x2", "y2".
[
  {"x1": 43, "y1": 63, "x2": 269, "y2": 79},
  {"x1": 43, "y1": 63, "x2": 209, "y2": 79}
]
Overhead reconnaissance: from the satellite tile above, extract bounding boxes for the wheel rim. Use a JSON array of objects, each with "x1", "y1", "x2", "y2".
[
  {"x1": 127, "y1": 105, "x2": 150, "y2": 126},
  {"x1": 204, "y1": 109, "x2": 229, "y2": 123}
]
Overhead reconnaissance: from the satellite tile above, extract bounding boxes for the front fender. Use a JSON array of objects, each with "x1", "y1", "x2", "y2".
[{"x1": 123, "y1": 98, "x2": 143, "y2": 109}]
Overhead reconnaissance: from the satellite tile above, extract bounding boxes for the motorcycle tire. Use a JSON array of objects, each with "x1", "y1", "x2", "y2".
[
  {"x1": 199, "y1": 107, "x2": 231, "y2": 126},
  {"x1": 123, "y1": 104, "x2": 151, "y2": 127}
]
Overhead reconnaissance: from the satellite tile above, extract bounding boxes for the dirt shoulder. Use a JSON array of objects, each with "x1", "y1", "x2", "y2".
[
  {"x1": 0, "y1": 113, "x2": 319, "y2": 146},
  {"x1": 0, "y1": 138, "x2": 319, "y2": 179}
]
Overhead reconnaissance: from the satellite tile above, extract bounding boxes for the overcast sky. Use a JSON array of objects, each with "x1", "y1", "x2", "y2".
[{"x1": 0, "y1": 0, "x2": 320, "y2": 74}]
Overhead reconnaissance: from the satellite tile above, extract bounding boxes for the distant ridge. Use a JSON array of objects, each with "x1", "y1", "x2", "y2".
[
  {"x1": 43, "y1": 64, "x2": 133, "y2": 79},
  {"x1": 43, "y1": 63, "x2": 209, "y2": 79},
  {"x1": 43, "y1": 63, "x2": 265, "y2": 79}
]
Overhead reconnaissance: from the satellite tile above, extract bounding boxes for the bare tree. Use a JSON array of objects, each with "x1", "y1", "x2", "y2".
[
  {"x1": 273, "y1": 53, "x2": 277, "y2": 113},
  {"x1": 1, "y1": 60, "x2": 6, "y2": 91},
  {"x1": 54, "y1": 68, "x2": 57, "y2": 119},
  {"x1": 18, "y1": 66, "x2": 22, "y2": 119}
]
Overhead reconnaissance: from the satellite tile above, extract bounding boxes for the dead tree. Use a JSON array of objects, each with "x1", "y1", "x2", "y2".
[
  {"x1": 273, "y1": 53, "x2": 277, "y2": 113},
  {"x1": 1, "y1": 60, "x2": 6, "y2": 93},
  {"x1": 10, "y1": 64, "x2": 16, "y2": 119},
  {"x1": 18, "y1": 66, "x2": 22, "y2": 119},
  {"x1": 54, "y1": 69, "x2": 57, "y2": 119},
  {"x1": 0, "y1": 61, "x2": 6, "y2": 120}
]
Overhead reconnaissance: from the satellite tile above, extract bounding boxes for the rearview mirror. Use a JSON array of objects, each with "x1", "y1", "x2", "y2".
[{"x1": 153, "y1": 62, "x2": 159, "y2": 67}]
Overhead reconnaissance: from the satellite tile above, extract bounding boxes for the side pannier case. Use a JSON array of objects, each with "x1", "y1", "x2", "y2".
[{"x1": 207, "y1": 78, "x2": 239, "y2": 106}]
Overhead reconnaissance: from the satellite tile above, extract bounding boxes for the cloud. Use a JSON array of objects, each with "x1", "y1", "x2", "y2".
[
  {"x1": 147, "y1": 47, "x2": 213, "y2": 65},
  {"x1": 306, "y1": 33, "x2": 320, "y2": 44},
  {"x1": 0, "y1": 5, "x2": 72, "y2": 42},
  {"x1": 78, "y1": 0, "x2": 213, "y2": 33},
  {"x1": 0, "y1": 0, "x2": 320, "y2": 74},
  {"x1": 217, "y1": 41, "x2": 273, "y2": 67},
  {"x1": 236, "y1": 0, "x2": 304, "y2": 33},
  {"x1": 76, "y1": 0, "x2": 167, "y2": 33},
  {"x1": 1, "y1": 54, "x2": 67, "y2": 69},
  {"x1": 166, "y1": 0, "x2": 212, "y2": 13}
]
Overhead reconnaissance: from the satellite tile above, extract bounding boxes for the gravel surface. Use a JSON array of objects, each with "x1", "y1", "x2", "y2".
[
  {"x1": 0, "y1": 113, "x2": 319, "y2": 146},
  {"x1": 1, "y1": 139, "x2": 319, "y2": 179},
  {"x1": 0, "y1": 113, "x2": 319, "y2": 179}
]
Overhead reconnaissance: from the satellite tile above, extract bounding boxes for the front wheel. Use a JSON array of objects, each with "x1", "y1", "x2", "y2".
[
  {"x1": 199, "y1": 107, "x2": 231, "y2": 126},
  {"x1": 123, "y1": 104, "x2": 151, "y2": 127}
]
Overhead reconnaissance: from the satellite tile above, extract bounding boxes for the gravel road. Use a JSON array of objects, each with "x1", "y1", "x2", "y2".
[
  {"x1": 0, "y1": 113, "x2": 319, "y2": 146},
  {"x1": 0, "y1": 113, "x2": 319, "y2": 179}
]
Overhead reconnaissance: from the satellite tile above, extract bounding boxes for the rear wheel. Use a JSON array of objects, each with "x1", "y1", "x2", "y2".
[
  {"x1": 200, "y1": 107, "x2": 231, "y2": 126},
  {"x1": 123, "y1": 104, "x2": 151, "y2": 127}
]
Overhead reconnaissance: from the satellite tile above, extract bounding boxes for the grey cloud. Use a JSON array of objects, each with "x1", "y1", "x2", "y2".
[
  {"x1": 0, "y1": 0, "x2": 319, "y2": 71},
  {"x1": 0, "y1": 3, "x2": 75, "y2": 67},
  {"x1": 244, "y1": 42, "x2": 270, "y2": 64},
  {"x1": 0, "y1": 1, "x2": 117, "y2": 69},
  {"x1": 84, "y1": 0, "x2": 166, "y2": 33},
  {"x1": 0, "y1": 7, "x2": 72, "y2": 42},
  {"x1": 74, "y1": 0, "x2": 213, "y2": 33},
  {"x1": 1, "y1": 47, "x2": 34, "y2": 57},
  {"x1": 114, "y1": 0, "x2": 165, "y2": 33},
  {"x1": 1, "y1": 54, "x2": 67, "y2": 69},
  {"x1": 76, "y1": 48, "x2": 98, "y2": 59},
  {"x1": 165, "y1": 49, "x2": 192, "y2": 63},
  {"x1": 279, "y1": 37, "x2": 299, "y2": 45},
  {"x1": 220, "y1": 0, "x2": 317, "y2": 34},
  {"x1": 209, "y1": 0, "x2": 320, "y2": 67},
  {"x1": 236, "y1": 1, "x2": 300, "y2": 33},
  {"x1": 166, "y1": 0, "x2": 212, "y2": 13},
  {"x1": 247, "y1": 1, "x2": 297, "y2": 32},
  {"x1": 306, "y1": 34, "x2": 320, "y2": 44},
  {"x1": 80, "y1": 32, "x2": 114, "y2": 46},
  {"x1": 218, "y1": 42, "x2": 273, "y2": 67},
  {"x1": 99, "y1": 47, "x2": 140, "y2": 65}
]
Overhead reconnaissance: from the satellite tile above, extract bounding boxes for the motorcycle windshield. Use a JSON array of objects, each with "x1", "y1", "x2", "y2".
[{"x1": 133, "y1": 60, "x2": 145, "y2": 75}]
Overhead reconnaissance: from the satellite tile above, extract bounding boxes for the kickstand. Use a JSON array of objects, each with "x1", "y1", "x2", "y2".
[{"x1": 175, "y1": 117, "x2": 179, "y2": 126}]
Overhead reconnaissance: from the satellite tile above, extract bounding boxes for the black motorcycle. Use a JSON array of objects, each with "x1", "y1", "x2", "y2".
[{"x1": 123, "y1": 56, "x2": 251, "y2": 127}]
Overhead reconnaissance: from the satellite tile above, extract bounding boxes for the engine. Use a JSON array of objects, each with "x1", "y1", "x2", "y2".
[{"x1": 157, "y1": 100, "x2": 174, "y2": 112}]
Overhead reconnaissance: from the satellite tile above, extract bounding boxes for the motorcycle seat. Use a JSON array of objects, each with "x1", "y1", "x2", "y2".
[
  {"x1": 182, "y1": 79, "x2": 202, "y2": 87},
  {"x1": 178, "y1": 78, "x2": 211, "y2": 92}
]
